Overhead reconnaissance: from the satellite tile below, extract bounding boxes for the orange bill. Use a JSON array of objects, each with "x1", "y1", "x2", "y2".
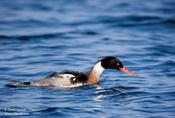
[{"x1": 119, "y1": 67, "x2": 137, "y2": 77}]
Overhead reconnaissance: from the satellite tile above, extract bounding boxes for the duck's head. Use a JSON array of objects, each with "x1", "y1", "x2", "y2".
[{"x1": 100, "y1": 56, "x2": 137, "y2": 76}]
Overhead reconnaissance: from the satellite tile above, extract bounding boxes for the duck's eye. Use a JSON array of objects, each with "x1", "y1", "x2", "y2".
[{"x1": 116, "y1": 63, "x2": 120, "y2": 66}]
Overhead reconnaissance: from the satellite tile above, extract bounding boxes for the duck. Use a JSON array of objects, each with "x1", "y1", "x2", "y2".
[{"x1": 7, "y1": 56, "x2": 137, "y2": 88}]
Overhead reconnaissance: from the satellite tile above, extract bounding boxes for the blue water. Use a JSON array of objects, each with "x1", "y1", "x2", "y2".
[{"x1": 0, "y1": 0, "x2": 175, "y2": 117}]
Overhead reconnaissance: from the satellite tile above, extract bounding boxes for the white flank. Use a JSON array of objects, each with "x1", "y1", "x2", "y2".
[{"x1": 51, "y1": 74, "x2": 84, "y2": 88}]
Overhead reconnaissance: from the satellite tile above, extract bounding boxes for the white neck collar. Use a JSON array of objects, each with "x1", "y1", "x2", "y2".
[{"x1": 92, "y1": 61, "x2": 104, "y2": 76}]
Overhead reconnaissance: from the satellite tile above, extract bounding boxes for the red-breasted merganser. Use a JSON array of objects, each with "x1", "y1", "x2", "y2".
[{"x1": 7, "y1": 56, "x2": 137, "y2": 88}]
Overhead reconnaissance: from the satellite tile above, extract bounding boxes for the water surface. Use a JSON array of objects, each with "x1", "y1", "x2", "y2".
[{"x1": 0, "y1": 0, "x2": 175, "y2": 118}]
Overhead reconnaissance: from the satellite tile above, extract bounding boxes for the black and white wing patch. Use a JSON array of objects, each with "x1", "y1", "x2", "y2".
[{"x1": 59, "y1": 71, "x2": 88, "y2": 84}]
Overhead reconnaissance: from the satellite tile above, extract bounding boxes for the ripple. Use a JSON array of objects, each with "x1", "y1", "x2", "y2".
[
  {"x1": 0, "y1": 107, "x2": 30, "y2": 116},
  {"x1": 36, "y1": 107, "x2": 60, "y2": 113},
  {"x1": 0, "y1": 32, "x2": 65, "y2": 40}
]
